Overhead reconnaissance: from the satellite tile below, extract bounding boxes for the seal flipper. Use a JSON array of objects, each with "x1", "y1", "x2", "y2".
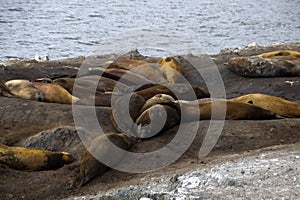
[{"x1": 0, "y1": 80, "x2": 14, "y2": 97}]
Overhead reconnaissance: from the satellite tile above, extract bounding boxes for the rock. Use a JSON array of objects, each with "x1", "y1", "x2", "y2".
[
  {"x1": 34, "y1": 55, "x2": 49, "y2": 62},
  {"x1": 23, "y1": 126, "x2": 91, "y2": 158}
]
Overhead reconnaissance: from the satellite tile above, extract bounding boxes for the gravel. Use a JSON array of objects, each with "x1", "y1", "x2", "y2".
[{"x1": 69, "y1": 144, "x2": 300, "y2": 200}]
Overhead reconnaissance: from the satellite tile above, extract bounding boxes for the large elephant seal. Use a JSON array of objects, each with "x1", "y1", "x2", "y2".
[
  {"x1": 108, "y1": 59, "x2": 167, "y2": 83},
  {"x1": 139, "y1": 93, "x2": 176, "y2": 114},
  {"x1": 0, "y1": 143, "x2": 75, "y2": 171},
  {"x1": 135, "y1": 104, "x2": 180, "y2": 138},
  {"x1": 32, "y1": 82, "x2": 79, "y2": 104},
  {"x1": 110, "y1": 93, "x2": 146, "y2": 133},
  {"x1": 83, "y1": 67, "x2": 154, "y2": 86},
  {"x1": 74, "y1": 88, "x2": 112, "y2": 106},
  {"x1": 231, "y1": 93, "x2": 300, "y2": 117},
  {"x1": 5, "y1": 79, "x2": 44, "y2": 101},
  {"x1": 71, "y1": 133, "x2": 134, "y2": 188},
  {"x1": 176, "y1": 100, "x2": 278, "y2": 121},
  {"x1": 107, "y1": 59, "x2": 149, "y2": 70},
  {"x1": 135, "y1": 83, "x2": 209, "y2": 100},
  {"x1": 258, "y1": 50, "x2": 300, "y2": 61},
  {"x1": 53, "y1": 75, "x2": 127, "y2": 94},
  {"x1": 227, "y1": 50, "x2": 300, "y2": 77},
  {"x1": 157, "y1": 57, "x2": 185, "y2": 83}
]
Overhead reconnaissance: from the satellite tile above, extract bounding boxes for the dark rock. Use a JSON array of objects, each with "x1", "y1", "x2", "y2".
[{"x1": 23, "y1": 126, "x2": 91, "y2": 159}]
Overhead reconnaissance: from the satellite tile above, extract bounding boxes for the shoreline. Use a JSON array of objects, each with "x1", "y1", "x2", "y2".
[{"x1": 1, "y1": 42, "x2": 299, "y2": 62}]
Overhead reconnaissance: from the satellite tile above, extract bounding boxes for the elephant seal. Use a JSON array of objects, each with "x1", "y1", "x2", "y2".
[
  {"x1": 227, "y1": 50, "x2": 300, "y2": 77},
  {"x1": 84, "y1": 67, "x2": 154, "y2": 86},
  {"x1": 175, "y1": 100, "x2": 278, "y2": 122},
  {"x1": 108, "y1": 59, "x2": 167, "y2": 83},
  {"x1": 140, "y1": 93, "x2": 176, "y2": 114},
  {"x1": 110, "y1": 93, "x2": 146, "y2": 133},
  {"x1": 32, "y1": 82, "x2": 79, "y2": 104},
  {"x1": 5, "y1": 79, "x2": 44, "y2": 101},
  {"x1": 74, "y1": 88, "x2": 112, "y2": 106},
  {"x1": 53, "y1": 75, "x2": 126, "y2": 94},
  {"x1": 135, "y1": 83, "x2": 209, "y2": 100},
  {"x1": 231, "y1": 93, "x2": 300, "y2": 117},
  {"x1": 107, "y1": 59, "x2": 149, "y2": 70},
  {"x1": 157, "y1": 57, "x2": 185, "y2": 83},
  {"x1": 0, "y1": 143, "x2": 75, "y2": 171},
  {"x1": 258, "y1": 50, "x2": 300, "y2": 61},
  {"x1": 71, "y1": 133, "x2": 134, "y2": 188},
  {"x1": 135, "y1": 104, "x2": 180, "y2": 138}
]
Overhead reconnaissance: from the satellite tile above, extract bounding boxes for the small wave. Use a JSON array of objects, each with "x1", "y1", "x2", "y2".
[
  {"x1": 8, "y1": 8, "x2": 23, "y2": 12},
  {"x1": 64, "y1": 37, "x2": 81, "y2": 40},
  {"x1": 0, "y1": 20, "x2": 11, "y2": 24},
  {"x1": 88, "y1": 14, "x2": 105, "y2": 18},
  {"x1": 77, "y1": 41, "x2": 94, "y2": 46}
]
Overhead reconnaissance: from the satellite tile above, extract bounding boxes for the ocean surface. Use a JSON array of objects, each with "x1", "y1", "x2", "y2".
[{"x1": 0, "y1": 0, "x2": 299, "y2": 60}]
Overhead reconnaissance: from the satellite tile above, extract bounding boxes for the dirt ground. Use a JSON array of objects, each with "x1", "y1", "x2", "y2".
[{"x1": 0, "y1": 43, "x2": 299, "y2": 200}]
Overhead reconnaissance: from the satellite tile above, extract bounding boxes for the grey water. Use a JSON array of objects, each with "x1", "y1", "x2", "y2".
[{"x1": 0, "y1": 0, "x2": 299, "y2": 60}]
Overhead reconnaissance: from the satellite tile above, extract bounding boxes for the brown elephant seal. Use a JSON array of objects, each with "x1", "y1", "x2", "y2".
[
  {"x1": 157, "y1": 56, "x2": 185, "y2": 83},
  {"x1": 140, "y1": 93, "x2": 176, "y2": 114},
  {"x1": 75, "y1": 88, "x2": 112, "y2": 106},
  {"x1": 227, "y1": 50, "x2": 300, "y2": 77},
  {"x1": 107, "y1": 59, "x2": 148, "y2": 70},
  {"x1": 5, "y1": 79, "x2": 44, "y2": 101},
  {"x1": 110, "y1": 93, "x2": 146, "y2": 133},
  {"x1": 85, "y1": 67, "x2": 154, "y2": 86},
  {"x1": 108, "y1": 59, "x2": 167, "y2": 83},
  {"x1": 258, "y1": 50, "x2": 300, "y2": 61},
  {"x1": 71, "y1": 133, "x2": 134, "y2": 188},
  {"x1": 175, "y1": 100, "x2": 279, "y2": 122},
  {"x1": 135, "y1": 104, "x2": 180, "y2": 138},
  {"x1": 53, "y1": 75, "x2": 127, "y2": 94},
  {"x1": 135, "y1": 83, "x2": 209, "y2": 100},
  {"x1": 32, "y1": 82, "x2": 79, "y2": 104},
  {"x1": 0, "y1": 143, "x2": 75, "y2": 171},
  {"x1": 231, "y1": 93, "x2": 300, "y2": 117}
]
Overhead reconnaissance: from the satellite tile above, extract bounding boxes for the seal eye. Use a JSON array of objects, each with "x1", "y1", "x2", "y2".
[{"x1": 247, "y1": 100, "x2": 253, "y2": 104}]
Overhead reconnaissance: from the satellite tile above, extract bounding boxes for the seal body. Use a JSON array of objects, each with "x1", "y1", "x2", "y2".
[
  {"x1": 135, "y1": 104, "x2": 180, "y2": 138},
  {"x1": 32, "y1": 82, "x2": 79, "y2": 104},
  {"x1": 136, "y1": 83, "x2": 209, "y2": 100},
  {"x1": 0, "y1": 143, "x2": 75, "y2": 171},
  {"x1": 258, "y1": 50, "x2": 300, "y2": 61},
  {"x1": 157, "y1": 57, "x2": 185, "y2": 83},
  {"x1": 140, "y1": 93, "x2": 176, "y2": 114},
  {"x1": 107, "y1": 59, "x2": 149, "y2": 70},
  {"x1": 72, "y1": 133, "x2": 133, "y2": 187},
  {"x1": 108, "y1": 59, "x2": 167, "y2": 83},
  {"x1": 110, "y1": 93, "x2": 146, "y2": 133},
  {"x1": 231, "y1": 93, "x2": 300, "y2": 117},
  {"x1": 53, "y1": 75, "x2": 125, "y2": 94},
  {"x1": 85, "y1": 67, "x2": 154, "y2": 86},
  {"x1": 5, "y1": 79, "x2": 44, "y2": 101},
  {"x1": 227, "y1": 50, "x2": 300, "y2": 77},
  {"x1": 176, "y1": 100, "x2": 278, "y2": 121}
]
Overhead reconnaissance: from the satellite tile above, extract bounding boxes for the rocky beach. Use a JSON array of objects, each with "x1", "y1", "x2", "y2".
[{"x1": 0, "y1": 43, "x2": 300, "y2": 200}]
